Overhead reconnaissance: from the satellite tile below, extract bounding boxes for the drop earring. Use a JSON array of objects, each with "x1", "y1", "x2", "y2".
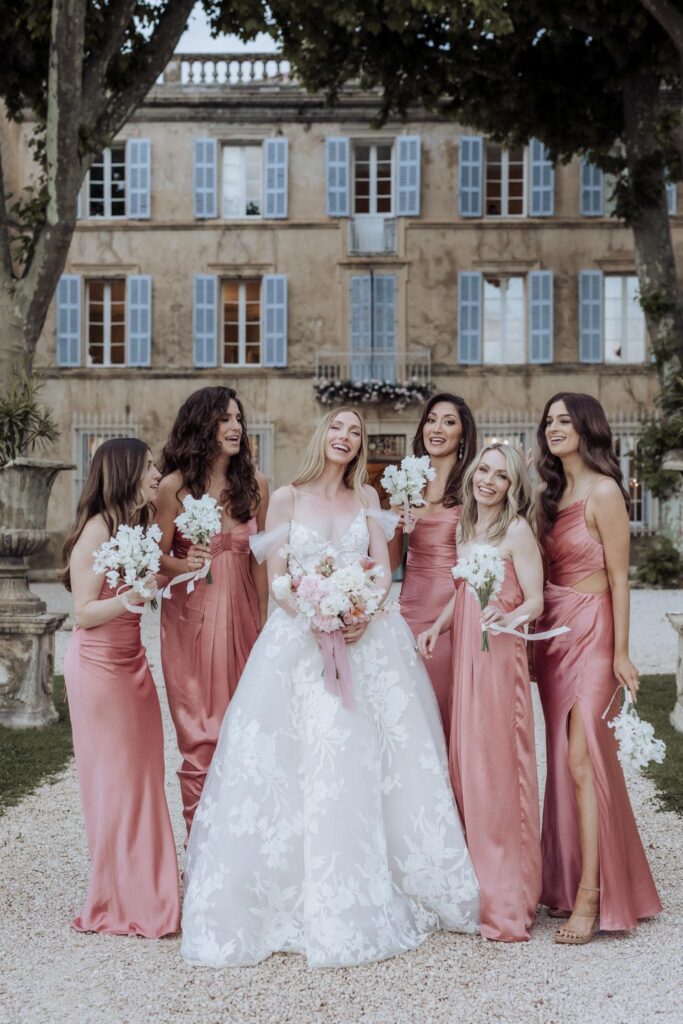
[{"x1": 458, "y1": 441, "x2": 465, "y2": 460}]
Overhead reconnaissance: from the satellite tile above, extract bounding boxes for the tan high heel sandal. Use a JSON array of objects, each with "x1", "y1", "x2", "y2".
[{"x1": 554, "y1": 884, "x2": 600, "y2": 945}]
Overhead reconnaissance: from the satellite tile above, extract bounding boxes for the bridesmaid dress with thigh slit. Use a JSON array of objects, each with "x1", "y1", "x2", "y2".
[
  {"x1": 449, "y1": 560, "x2": 542, "y2": 941},
  {"x1": 161, "y1": 519, "x2": 260, "y2": 836},
  {"x1": 64, "y1": 582, "x2": 180, "y2": 937},
  {"x1": 400, "y1": 506, "x2": 459, "y2": 740},
  {"x1": 534, "y1": 499, "x2": 662, "y2": 930}
]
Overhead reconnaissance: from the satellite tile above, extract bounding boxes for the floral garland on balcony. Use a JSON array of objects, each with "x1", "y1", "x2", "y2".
[{"x1": 313, "y1": 378, "x2": 435, "y2": 412}]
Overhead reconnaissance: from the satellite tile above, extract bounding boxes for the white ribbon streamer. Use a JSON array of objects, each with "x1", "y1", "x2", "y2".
[
  {"x1": 161, "y1": 559, "x2": 212, "y2": 599},
  {"x1": 115, "y1": 584, "x2": 144, "y2": 615},
  {"x1": 485, "y1": 613, "x2": 571, "y2": 642}
]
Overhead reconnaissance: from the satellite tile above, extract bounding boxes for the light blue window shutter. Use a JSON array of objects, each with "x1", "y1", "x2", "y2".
[
  {"x1": 264, "y1": 138, "x2": 288, "y2": 218},
  {"x1": 127, "y1": 276, "x2": 152, "y2": 366},
  {"x1": 530, "y1": 138, "x2": 554, "y2": 216},
  {"x1": 579, "y1": 270, "x2": 603, "y2": 363},
  {"x1": 372, "y1": 275, "x2": 397, "y2": 382},
  {"x1": 396, "y1": 135, "x2": 421, "y2": 216},
  {"x1": 580, "y1": 159, "x2": 604, "y2": 216},
  {"x1": 458, "y1": 272, "x2": 482, "y2": 364},
  {"x1": 56, "y1": 275, "x2": 81, "y2": 366},
  {"x1": 349, "y1": 275, "x2": 372, "y2": 379},
  {"x1": 193, "y1": 139, "x2": 218, "y2": 219},
  {"x1": 193, "y1": 275, "x2": 218, "y2": 367},
  {"x1": 529, "y1": 271, "x2": 553, "y2": 364},
  {"x1": 666, "y1": 181, "x2": 677, "y2": 215},
  {"x1": 127, "y1": 139, "x2": 151, "y2": 219},
  {"x1": 325, "y1": 137, "x2": 350, "y2": 217},
  {"x1": 459, "y1": 136, "x2": 483, "y2": 217},
  {"x1": 262, "y1": 274, "x2": 288, "y2": 367}
]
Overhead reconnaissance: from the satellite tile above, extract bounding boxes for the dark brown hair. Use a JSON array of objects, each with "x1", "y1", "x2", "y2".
[
  {"x1": 536, "y1": 392, "x2": 630, "y2": 538},
  {"x1": 61, "y1": 438, "x2": 153, "y2": 591},
  {"x1": 412, "y1": 393, "x2": 478, "y2": 507},
  {"x1": 160, "y1": 386, "x2": 259, "y2": 522}
]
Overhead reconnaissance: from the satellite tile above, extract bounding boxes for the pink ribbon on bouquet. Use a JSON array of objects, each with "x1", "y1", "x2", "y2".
[{"x1": 315, "y1": 629, "x2": 356, "y2": 711}]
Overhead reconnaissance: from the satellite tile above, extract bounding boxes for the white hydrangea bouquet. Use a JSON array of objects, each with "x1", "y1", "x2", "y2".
[
  {"x1": 93, "y1": 523, "x2": 162, "y2": 611},
  {"x1": 452, "y1": 544, "x2": 506, "y2": 652},
  {"x1": 174, "y1": 494, "x2": 223, "y2": 585},
  {"x1": 606, "y1": 691, "x2": 666, "y2": 771},
  {"x1": 381, "y1": 455, "x2": 436, "y2": 554}
]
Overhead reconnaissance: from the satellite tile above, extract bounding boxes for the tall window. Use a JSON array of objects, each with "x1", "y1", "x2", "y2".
[
  {"x1": 485, "y1": 143, "x2": 525, "y2": 216},
  {"x1": 222, "y1": 146, "x2": 262, "y2": 218},
  {"x1": 604, "y1": 276, "x2": 646, "y2": 363},
  {"x1": 483, "y1": 276, "x2": 525, "y2": 363},
  {"x1": 88, "y1": 146, "x2": 126, "y2": 217},
  {"x1": 223, "y1": 280, "x2": 261, "y2": 365},
  {"x1": 72, "y1": 416, "x2": 138, "y2": 511},
  {"x1": 613, "y1": 432, "x2": 655, "y2": 531},
  {"x1": 86, "y1": 279, "x2": 126, "y2": 366},
  {"x1": 354, "y1": 143, "x2": 393, "y2": 215}
]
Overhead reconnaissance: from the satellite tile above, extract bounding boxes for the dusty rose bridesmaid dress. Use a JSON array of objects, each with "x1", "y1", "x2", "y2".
[
  {"x1": 160, "y1": 519, "x2": 260, "y2": 835},
  {"x1": 449, "y1": 560, "x2": 542, "y2": 941},
  {"x1": 64, "y1": 582, "x2": 180, "y2": 937},
  {"x1": 534, "y1": 500, "x2": 662, "y2": 930},
  {"x1": 400, "y1": 506, "x2": 459, "y2": 739}
]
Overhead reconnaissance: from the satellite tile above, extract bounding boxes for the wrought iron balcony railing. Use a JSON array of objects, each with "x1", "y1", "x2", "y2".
[{"x1": 315, "y1": 350, "x2": 431, "y2": 385}]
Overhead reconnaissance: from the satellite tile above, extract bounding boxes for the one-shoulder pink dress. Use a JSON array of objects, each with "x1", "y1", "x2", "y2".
[
  {"x1": 160, "y1": 519, "x2": 260, "y2": 836},
  {"x1": 449, "y1": 560, "x2": 541, "y2": 941},
  {"x1": 400, "y1": 506, "x2": 459, "y2": 739},
  {"x1": 64, "y1": 582, "x2": 180, "y2": 937},
  {"x1": 534, "y1": 500, "x2": 662, "y2": 930}
]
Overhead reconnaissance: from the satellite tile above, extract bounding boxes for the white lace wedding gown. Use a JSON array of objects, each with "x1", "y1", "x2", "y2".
[{"x1": 180, "y1": 509, "x2": 479, "y2": 968}]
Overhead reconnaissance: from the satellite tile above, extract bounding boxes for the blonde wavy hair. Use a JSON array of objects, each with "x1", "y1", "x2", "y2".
[
  {"x1": 459, "y1": 443, "x2": 532, "y2": 546},
  {"x1": 291, "y1": 407, "x2": 369, "y2": 503}
]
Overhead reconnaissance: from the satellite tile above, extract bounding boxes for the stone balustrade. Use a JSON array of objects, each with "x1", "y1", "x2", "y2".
[{"x1": 164, "y1": 53, "x2": 293, "y2": 87}]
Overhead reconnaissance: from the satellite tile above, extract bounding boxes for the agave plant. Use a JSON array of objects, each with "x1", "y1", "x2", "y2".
[{"x1": 0, "y1": 366, "x2": 59, "y2": 466}]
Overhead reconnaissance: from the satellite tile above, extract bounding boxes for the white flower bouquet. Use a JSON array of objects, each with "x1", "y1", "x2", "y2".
[
  {"x1": 381, "y1": 455, "x2": 436, "y2": 554},
  {"x1": 272, "y1": 552, "x2": 385, "y2": 633},
  {"x1": 607, "y1": 691, "x2": 666, "y2": 771},
  {"x1": 174, "y1": 494, "x2": 223, "y2": 584},
  {"x1": 452, "y1": 544, "x2": 506, "y2": 652},
  {"x1": 93, "y1": 523, "x2": 162, "y2": 611}
]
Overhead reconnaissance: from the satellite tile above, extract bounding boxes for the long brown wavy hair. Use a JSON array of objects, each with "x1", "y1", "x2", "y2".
[
  {"x1": 536, "y1": 392, "x2": 630, "y2": 538},
  {"x1": 61, "y1": 438, "x2": 153, "y2": 591},
  {"x1": 160, "y1": 387, "x2": 259, "y2": 522},
  {"x1": 412, "y1": 393, "x2": 478, "y2": 507}
]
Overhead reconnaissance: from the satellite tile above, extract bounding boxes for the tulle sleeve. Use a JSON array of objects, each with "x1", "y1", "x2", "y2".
[
  {"x1": 249, "y1": 522, "x2": 291, "y2": 564},
  {"x1": 365, "y1": 508, "x2": 400, "y2": 540}
]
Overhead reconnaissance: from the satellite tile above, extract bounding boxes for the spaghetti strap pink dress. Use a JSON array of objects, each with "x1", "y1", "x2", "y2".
[
  {"x1": 449, "y1": 560, "x2": 542, "y2": 941},
  {"x1": 64, "y1": 582, "x2": 180, "y2": 937},
  {"x1": 400, "y1": 506, "x2": 459, "y2": 739},
  {"x1": 161, "y1": 519, "x2": 260, "y2": 836},
  {"x1": 534, "y1": 500, "x2": 662, "y2": 930}
]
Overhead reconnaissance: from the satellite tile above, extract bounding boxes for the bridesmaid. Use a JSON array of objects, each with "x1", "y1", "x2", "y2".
[
  {"x1": 390, "y1": 393, "x2": 477, "y2": 737},
  {"x1": 534, "y1": 393, "x2": 662, "y2": 943},
  {"x1": 156, "y1": 386, "x2": 269, "y2": 836},
  {"x1": 62, "y1": 439, "x2": 180, "y2": 937},
  {"x1": 419, "y1": 444, "x2": 543, "y2": 941}
]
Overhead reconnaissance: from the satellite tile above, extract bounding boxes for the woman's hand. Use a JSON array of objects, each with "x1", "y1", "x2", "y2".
[
  {"x1": 614, "y1": 654, "x2": 640, "y2": 702},
  {"x1": 184, "y1": 543, "x2": 212, "y2": 573},
  {"x1": 395, "y1": 508, "x2": 417, "y2": 534},
  {"x1": 342, "y1": 620, "x2": 368, "y2": 645},
  {"x1": 128, "y1": 573, "x2": 159, "y2": 606},
  {"x1": 481, "y1": 605, "x2": 505, "y2": 628},
  {"x1": 417, "y1": 626, "x2": 440, "y2": 659}
]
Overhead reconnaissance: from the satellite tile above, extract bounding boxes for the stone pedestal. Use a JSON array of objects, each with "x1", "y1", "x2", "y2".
[
  {"x1": 665, "y1": 612, "x2": 683, "y2": 733},
  {"x1": 0, "y1": 612, "x2": 66, "y2": 727}
]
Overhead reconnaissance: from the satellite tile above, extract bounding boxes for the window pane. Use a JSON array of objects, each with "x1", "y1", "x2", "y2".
[
  {"x1": 88, "y1": 281, "x2": 104, "y2": 303},
  {"x1": 222, "y1": 147, "x2": 244, "y2": 218},
  {"x1": 110, "y1": 279, "x2": 125, "y2": 304},
  {"x1": 245, "y1": 344, "x2": 260, "y2": 364},
  {"x1": 484, "y1": 275, "x2": 525, "y2": 363},
  {"x1": 245, "y1": 280, "x2": 260, "y2": 302},
  {"x1": 485, "y1": 143, "x2": 503, "y2": 216},
  {"x1": 223, "y1": 344, "x2": 239, "y2": 364},
  {"x1": 483, "y1": 277, "x2": 503, "y2": 363}
]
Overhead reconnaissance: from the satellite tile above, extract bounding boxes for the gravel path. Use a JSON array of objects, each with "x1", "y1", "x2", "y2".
[{"x1": 1, "y1": 586, "x2": 681, "y2": 1024}]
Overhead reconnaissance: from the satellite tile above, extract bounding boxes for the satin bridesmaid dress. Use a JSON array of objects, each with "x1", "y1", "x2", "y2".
[
  {"x1": 449, "y1": 560, "x2": 542, "y2": 942},
  {"x1": 534, "y1": 499, "x2": 662, "y2": 930},
  {"x1": 160, "y1": 519, "x2": 260, "y2": 835},
  {"x1": 400, "y1": 506, "x2": 459, "y2": 739},
  {"x1": 64, "y1": 582, "x2": 180, "y2": 937}
]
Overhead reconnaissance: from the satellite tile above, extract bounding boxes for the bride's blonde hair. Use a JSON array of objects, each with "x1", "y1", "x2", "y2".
[
  {"x1": 459, "y1": 443, "x2": 531, "y2": 545},
  {"x1": 292, "y1": 407, "x2": 369, "y2": 504}
]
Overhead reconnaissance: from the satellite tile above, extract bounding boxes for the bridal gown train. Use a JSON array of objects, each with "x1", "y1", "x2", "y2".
[{"x1": 180, "y1": 508, "x2": 479, "y2": 968}]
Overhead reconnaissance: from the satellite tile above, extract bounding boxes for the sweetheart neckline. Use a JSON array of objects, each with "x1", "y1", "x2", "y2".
[{"x1": 290, "y1": 509, "x2": 367, "y2": 546}]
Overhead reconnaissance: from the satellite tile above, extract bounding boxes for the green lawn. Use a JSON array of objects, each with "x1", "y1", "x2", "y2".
[
  {"x1": 637, "y1": 674, "x2": 683, "y2": 816},
  {"x1": 0, "y1": 675, "x2": 73, "y2": 815}
]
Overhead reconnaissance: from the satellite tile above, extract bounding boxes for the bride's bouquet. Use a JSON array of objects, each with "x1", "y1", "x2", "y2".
[
  {"x1": 381, "y1": 455, "x2": 436, "y2": 554},
  {"x1": 93, "y1": 523, "x2": 162, "y2": 611},
  {"x1": 606, "y1": 691, "x2": 666, "y2": 771},
  {"x1": 272, "y1": 552, "x2": 385, "y2": 709},
  {"x1": 174, "y1": 494, "x2": 223, "y2": 585},
  {"x1": 452, "y1": 544, "x2": 506, "y2": 652}
]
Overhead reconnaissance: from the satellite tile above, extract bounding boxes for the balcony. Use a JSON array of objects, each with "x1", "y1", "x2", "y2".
[
  {"x1": 348, "y1": 217, "x2": 397, "y2": 255},
  {"x1": 163, "y1": 53, "x2": 293, "y2": 86},
  {"x1": 315, "y1": 349, "x2": 431, "y2": 384}
]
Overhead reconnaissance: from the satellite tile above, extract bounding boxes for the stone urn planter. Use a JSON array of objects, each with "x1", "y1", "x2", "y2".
[{"x1": 0, "y1": 458, "x2": 74, "y2": 727}]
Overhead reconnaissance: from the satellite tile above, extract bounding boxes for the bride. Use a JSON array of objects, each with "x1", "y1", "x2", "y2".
[{"x1": 181, "y1": 408, "x2": 479, "y2": 968}]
